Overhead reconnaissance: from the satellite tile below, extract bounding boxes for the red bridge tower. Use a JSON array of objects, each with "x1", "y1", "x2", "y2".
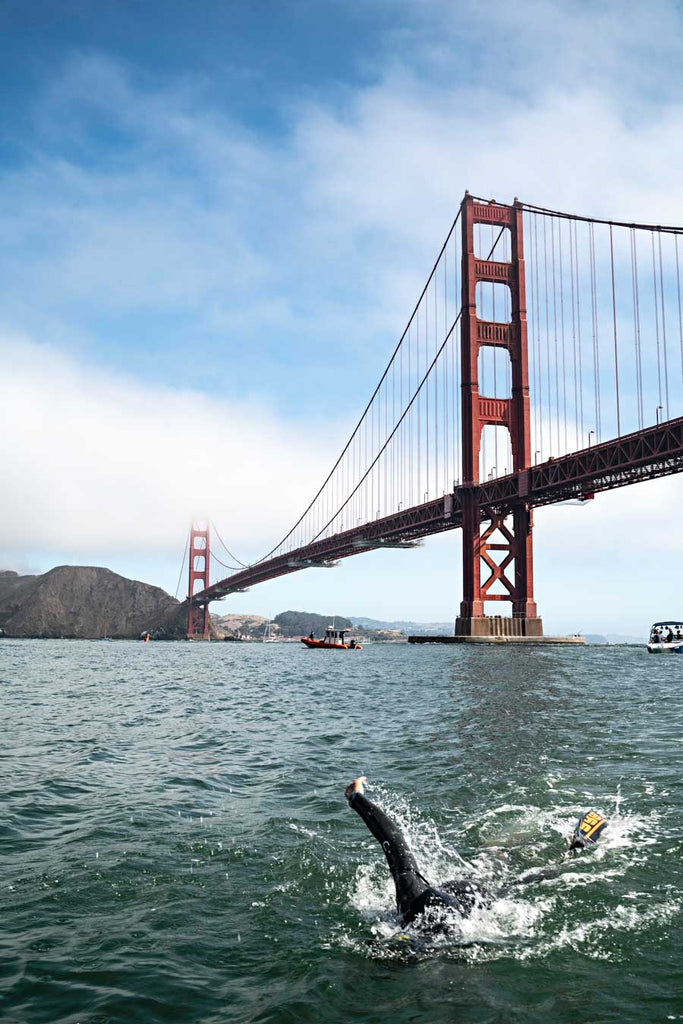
[
  {"x1": 455, "y1": 195, "x2": 542, "y2": 638},
  {"x1": 187, "y1": 521, "x2": 211, "y2": 640}
]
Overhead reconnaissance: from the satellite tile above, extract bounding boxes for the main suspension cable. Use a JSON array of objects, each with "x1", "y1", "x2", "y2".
[
  {"x1": 253, "y1": 207, "x2": 463, "y2": 565},
  {"x1": 210, "y1": 520, "x2": 249, "y2": 568},
  {"x1": 174, "y1": 530, "x2": 190, "y2": 600},
  {"x1": 507, "y1": 198, "x2": 683, "y2": 235}
]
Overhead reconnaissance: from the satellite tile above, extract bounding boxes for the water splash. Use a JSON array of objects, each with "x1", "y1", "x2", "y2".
[{"x1": 336, "y1": 782, "x2": 677, "y2": 963}]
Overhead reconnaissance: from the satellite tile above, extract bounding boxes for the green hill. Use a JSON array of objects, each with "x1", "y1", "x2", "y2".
[{"x1": 274, "y1": 610, "x2": 352, "y2": 637}]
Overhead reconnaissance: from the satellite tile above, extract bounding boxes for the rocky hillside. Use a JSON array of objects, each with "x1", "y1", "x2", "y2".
[
  {"x1": 210, "y1": 612, "x2": 270, "y2": 640},
  {"x1": 210, "y1": 609, "x2": 407, "y2": 642},
  {"x1": 0, "y1": 567, "x2": 187, "y2": 639},
  {"x1": 211, "y1": 609, "x2": 356, "y2": 640}
]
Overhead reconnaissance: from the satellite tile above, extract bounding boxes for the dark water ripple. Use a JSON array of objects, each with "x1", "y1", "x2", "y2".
[{"x1": 1, "y1": 639, "x2": 682, "y2": 1023}]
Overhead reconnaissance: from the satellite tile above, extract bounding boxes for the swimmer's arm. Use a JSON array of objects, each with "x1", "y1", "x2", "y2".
[{"x1": 512, "y1": 861, "x2": 573, "y2": 886}]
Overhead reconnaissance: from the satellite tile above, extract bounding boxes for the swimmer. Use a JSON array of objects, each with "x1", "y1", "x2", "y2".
[
  {"x1": 345, "y1": 776, "x2": 488, "y2": 926},
  {"x1": 567, "y1": 809, "x2": 607, "y2": 854},
  {"x1": 346, "y1": 777, "x2": 609, "y2": 923}
]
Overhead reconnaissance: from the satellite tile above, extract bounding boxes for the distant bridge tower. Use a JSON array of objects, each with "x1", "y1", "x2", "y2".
[
  {"x1": 187, "y1": 521, "x2": 211, "y2": 640},
  {"x1": 455, "y1": 195, "x2": 542, "y2": 638}
]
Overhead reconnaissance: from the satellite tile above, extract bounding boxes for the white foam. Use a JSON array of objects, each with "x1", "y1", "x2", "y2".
[{"x1": 337, "y1": 783, "x2": 677, "y2": 963}]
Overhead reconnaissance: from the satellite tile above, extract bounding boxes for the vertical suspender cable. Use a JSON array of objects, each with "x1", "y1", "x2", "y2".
[
  {"x1": 543, "y1": 216, "x2": 552, "y2": 454},
  {"x1": 399, "y1": 336, "x2": 403, "y2": 507},
  {"x1": 353, "y1": 430, "x2": 357, "y2": 530},
  {"x1": 443, "y1": 252, "x2": 448, "y2": 494},
  {"x1": 589, "y1": 222, "x2": 601, "y2": 441},
  {"x1": 391, "y1": 351, "x2": 395, "y2": 513},
  {"x1": 527, "y1": 213, "x2": 536, "y2": 456},
  {"x1": 453, "y1": 230, "x2": 459, "y2": 483},
  {"x1": 658, "y1": 234, "x2": 670, "y2": 419},
  {"x1": 425, "y1": 290, "x2": 429, "y2": 496},
  {"x1": 609, "y1": 224, "x2": 621, "y2": 436},
  {"x1": 558, "y1": 218, "x2": 568, "y2": 452},
  {"x1": 630, "y1": 229, "x2": 644, "y2": 429},
  {"x1": 409, "y1": 321, "x2": 413, "y2": 507},
  {"x1": 434, "y1": 260, "x2": 439, "y2": 496},
  {"x1": 569, "y1": 216, "x2": 579, "y2": 450},
  {"x1": 370, "y1": 388, "x2": 374, "y2": 519},
  {"x1": 416, "y1": 312, "x2": 420, "y2": 501},
  {"x1": 385, "y1": 374, "x2": 389, "y2": 515},
  {"x1": 574, "y1": 220, "x2": 585, "y2": 444},
  {"x1": 371, "y1": 384, "x2": 375, "y2": 517},
  {"x1": 676, "y1": 234, "x2": 683, "y2": 391},
  {"x1": 651, "y1": 233, "x2": 663, "y2": 417},
  {"x1": 551, "y1": 217, "x2": 560, "y2": 453},
  {"x1": 534, "y1": 214, "x2": 543, "y2": 459}
]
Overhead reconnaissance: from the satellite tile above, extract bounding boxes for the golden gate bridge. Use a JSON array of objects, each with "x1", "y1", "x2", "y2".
[{"x1": 182, "y1": 193, "x2": 683, "y2": 640}]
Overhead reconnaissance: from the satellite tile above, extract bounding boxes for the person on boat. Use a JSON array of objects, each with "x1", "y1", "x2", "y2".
[
  {"x1": 345, "y1": 776, "x2": 487, "y2": 926},
  {"x1": 345, "y1": 777, "x2": 607, "y2": 928},
  {"x1": 309, "y1": 630, "x2": 315, "y2": 640},
  {"x1": 665, "y1": 627, "x2": 674, "y2": 643}
]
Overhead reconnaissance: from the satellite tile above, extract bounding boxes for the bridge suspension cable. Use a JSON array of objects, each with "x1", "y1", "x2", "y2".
[
  {"x1": 174, "y1": 530, "x2": 190, "y2": 600},
  {"x1": 251, "y1": 206, "x2": 466, "y2": 565},
  {"x1": 209, "y1": 520, "x2": 249, "y2": 570},
  {"x1": 524, "y1": 203, "x2": 683, "y2": 463},
  {"x1": 199, "y1": 194, "x2": 683, "y2": 601},
  {"x1": 507, "y1": 198, "x2": 683, "y2": 235}
]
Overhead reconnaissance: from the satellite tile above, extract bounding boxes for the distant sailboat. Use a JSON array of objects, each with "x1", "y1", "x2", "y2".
[{"x1": 263, "y1": 621, "x2": 278, "y2": 643}]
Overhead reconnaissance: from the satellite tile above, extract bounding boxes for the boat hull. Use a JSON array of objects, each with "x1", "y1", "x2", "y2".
[
  {"x1": 647, "y1": 642, "x2": 683, "y2": 653},
  {"x1": 300, "y1": 638, "x2": 362, "y2": 650}
]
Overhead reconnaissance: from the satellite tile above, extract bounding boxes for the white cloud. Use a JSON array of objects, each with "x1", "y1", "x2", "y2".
[
  {"x1": 4, "y1": 17, "x2": 683, "y2": 359},
  {"x1": 1, "y1": 326, "x2": 680, "y2": 633},
  {"x1": 0, "y1": 332, "x2": 340, "y2": 557}
]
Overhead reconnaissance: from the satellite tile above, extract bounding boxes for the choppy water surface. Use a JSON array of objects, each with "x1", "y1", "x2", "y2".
[{"x1": 1, "y1": 639, "x2": 682, "y2": 1023}]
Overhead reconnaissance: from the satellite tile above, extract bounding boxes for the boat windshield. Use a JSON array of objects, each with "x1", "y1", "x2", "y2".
[{"x1": 650, "y1": 622, "x2": 683, "y2": 640}]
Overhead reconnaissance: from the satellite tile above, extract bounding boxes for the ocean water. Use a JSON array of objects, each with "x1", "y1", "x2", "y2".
[{"x1": 1, "y1": 638, "x2": 682, "y2": 1023}]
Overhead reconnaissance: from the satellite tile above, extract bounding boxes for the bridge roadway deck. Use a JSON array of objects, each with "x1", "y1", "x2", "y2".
[{"x1": 194, "y1": 416, "x2": 683, "y2": 605}]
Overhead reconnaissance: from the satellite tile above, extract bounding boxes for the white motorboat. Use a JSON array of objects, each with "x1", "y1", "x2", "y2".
[
  {"x1": 647, "y1": 621, "x2": 683, "y2": 653},
  {"x1": 300, "y1": 626, "x2": 362, "y2": 650}
]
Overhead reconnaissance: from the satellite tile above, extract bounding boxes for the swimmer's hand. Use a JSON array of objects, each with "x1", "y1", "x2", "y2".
[{"x1": 345, "y1": 776, "x2": 368, "y2": 800}]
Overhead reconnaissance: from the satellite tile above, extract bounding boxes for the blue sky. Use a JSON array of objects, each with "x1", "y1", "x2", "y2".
[{"x1": 1, "y1": 0, "x2": 682, "y2": 633}]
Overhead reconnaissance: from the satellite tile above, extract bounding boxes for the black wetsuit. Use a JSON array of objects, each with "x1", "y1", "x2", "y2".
[{"x1": 349, "y1": 791, "x2": 486, "y2": 926}]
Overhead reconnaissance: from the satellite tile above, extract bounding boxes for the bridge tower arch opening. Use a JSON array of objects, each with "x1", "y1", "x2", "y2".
[
  {"x1": 187, "y1": 521, "x2": 211, "y2": 640},
  {"x1": 456, "y1": 194, "x2": 542, "y2": 638}
]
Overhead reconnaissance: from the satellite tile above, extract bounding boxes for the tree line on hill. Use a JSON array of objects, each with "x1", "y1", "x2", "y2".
[{"x1": 273, "y1": 610, "x2": 352, "y2": 637}]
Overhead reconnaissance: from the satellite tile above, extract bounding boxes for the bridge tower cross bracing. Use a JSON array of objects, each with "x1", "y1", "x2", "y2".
[
  {"x1": 187, "y1": 522, "x2": 211, "y2": 640},
  {"x1": 455, "y1": 194, "x2": 542, "y2": 638}
]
